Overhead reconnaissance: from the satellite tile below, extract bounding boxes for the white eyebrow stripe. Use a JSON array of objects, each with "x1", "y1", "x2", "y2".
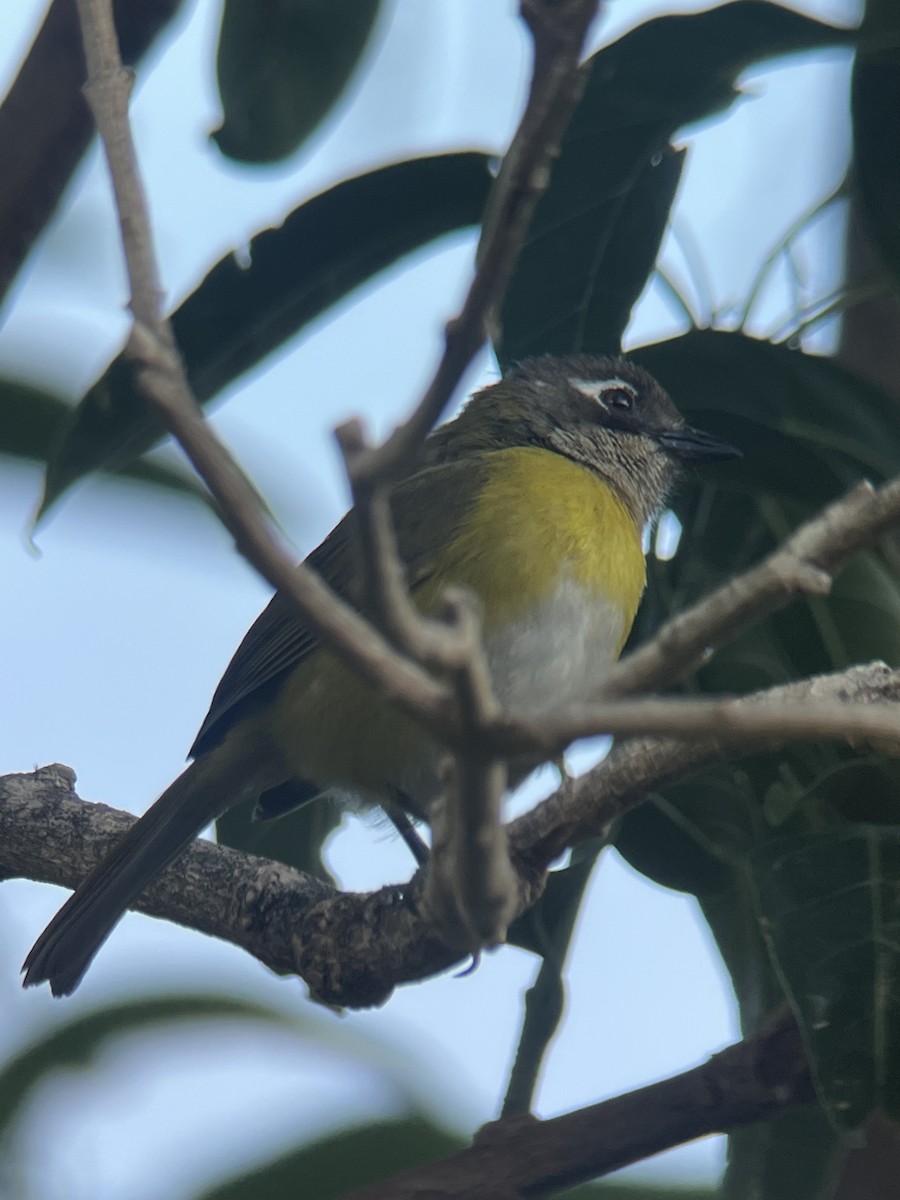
[{"x1": 568, "y1": 376, "x2": 637, "y2": 409}]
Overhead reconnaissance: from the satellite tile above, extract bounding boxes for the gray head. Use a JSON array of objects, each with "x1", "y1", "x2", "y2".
[{"x1": 430, "y1": 354, "x2": 739, "y2": 526}]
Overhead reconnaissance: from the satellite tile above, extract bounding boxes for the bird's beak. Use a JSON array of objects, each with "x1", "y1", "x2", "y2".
[{"x1": 655, "y1": 424, "x2": 741, "y2": 463}]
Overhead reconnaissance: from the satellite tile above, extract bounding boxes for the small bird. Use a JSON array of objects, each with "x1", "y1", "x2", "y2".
[{"x1": 23, "y1": 354, "x2": 738, "y2": 995}]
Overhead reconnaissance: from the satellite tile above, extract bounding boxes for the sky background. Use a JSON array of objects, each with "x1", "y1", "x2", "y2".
[{"x1": 0, "y1": 1, "x2": 862, "y2": 1196}]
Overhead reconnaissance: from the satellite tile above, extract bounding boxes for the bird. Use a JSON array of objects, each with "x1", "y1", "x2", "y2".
[{"x1": 23, "y1": 353, "x2": 739, "y2": 996}]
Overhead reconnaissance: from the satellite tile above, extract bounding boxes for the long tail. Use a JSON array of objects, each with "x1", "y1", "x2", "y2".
[{"x1": 23, "y1": 753, "x2": 250, "y2": 996}]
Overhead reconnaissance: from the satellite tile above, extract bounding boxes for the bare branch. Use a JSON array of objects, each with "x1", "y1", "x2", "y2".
[
  {"x1": 7, "y1": 665, "x2": 900, "y2": 1007},
  {"x1": 347, "y1": 0, "x2": 601, "y2": 485},
  {"x1": 489, "y1": 678, "x2": 900, "y2": 761},
  {"x1": 602, "y1": 478, "x2": 900, "y2": 698},
  {"x1": 337, "y1": 1008, "x2": 812, "y2": 1199},
  {"x1": 331, "y1": 0, "x2": 602, "y2": 949},
  {"x1": 1, "y1": 765, "x2": 539, "y2": 1006},
  {"x1": 511, "y1": 662, "x2": 900, "y2": 866}
]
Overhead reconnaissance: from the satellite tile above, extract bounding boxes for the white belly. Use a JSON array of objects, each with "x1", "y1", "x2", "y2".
[{"x1": 484, "y1": 576, "x2": 626, "y2": 714}]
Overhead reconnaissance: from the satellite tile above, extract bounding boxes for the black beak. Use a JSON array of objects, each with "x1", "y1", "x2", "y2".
[{"x1": 655, "y1": 424, "x2": 741, "y2": 463}]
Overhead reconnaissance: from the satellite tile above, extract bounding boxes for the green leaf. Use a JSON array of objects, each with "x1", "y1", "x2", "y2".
[
  {"x1": 0, "y1": 377, "x2": 204, "y2": 502},
  {"x1": 217, "y1": 793, "x2": 343, "y2": 883},
  {"x1": 214, "y1": 0, "x2": 381, "y2": 164},
  {"x1": 0, "y1": 995, "x2": 297, "y2": 1141},
  {"x1": 723, "y1": 1108, "x2": 839, "y2": 1200},
  {"x1": 200, "y1": 1116, "x2": 463, "y2": 1200},
  {"x1": 751, "y1": 827, "x2": 900, "y2": 1128},
  {"x1": 560, "y1": 1186, "x2": 716, "y2": 1199},
  {"x1": 613, "y1": 331, "x2": 900, "y2": 1165},
  {"x1": 852, "y1": 36, "x2": 900, "y2": 289},
  {"x1": 39, "y1": 152, "x2": 492, "y2": 522},
  {"x1": 497, "y1": 1, "x2": 848, "y2": 366},
  {"x1": 634, "y1": 330, "x2": 900, "y2": 503},
  {"x1": 615, "y1": 772, "x2": 756, "y2": 900}
]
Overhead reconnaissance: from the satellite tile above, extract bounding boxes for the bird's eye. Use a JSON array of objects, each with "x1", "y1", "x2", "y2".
[{"x1": 606, "y1": 389, "x2": 633, "y2": 411}]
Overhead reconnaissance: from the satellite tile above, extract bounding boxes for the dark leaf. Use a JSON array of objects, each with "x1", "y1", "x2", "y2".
[
  {"x1": 851, "y1": 35, "x2": 900, "y2": 289},
  {"x1": 615, "y1": 773, "x2": 756, "y2": 900},
  {"x1": 499, "y1": 144, "x2": 684, "y2": 364},
  {"x1": 0, "y1": 377, "x2": 204, "y2": 501},
  {"x1": 497, "y1": 1, "x2": 848, "y2": 366},
  {"x1": 614, "y1": 331, "x2": 900, "y2": 1149},
  {"x1": 633, "y1": 329, "x2": 900, "y2": 504},
  {"x1": 39, "y1": 152, "x2": 492, "y2": 522},
  {"x1": 752, "y1": 827, "x2": 900, "y2": 1128},
  {"x1": 723, "y1": 1108, "x2": 840, "y2": 1200},
  {"x1": 0, "y1": 995, "x2": 298, "y2": 1141},
  {"x1": 217, "y1": 792, "x2": 342, "y2": 883},
  {"x1": 214, "y1": 0, "x2": 381, "y2": 164},
  {"x1": 200, "y1": 1116, "x2": 462, "y2": 1200}
]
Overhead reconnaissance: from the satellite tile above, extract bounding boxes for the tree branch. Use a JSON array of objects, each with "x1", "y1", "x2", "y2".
[
  {"x1": 510, "y1": 661, "x2": 900, "y2": 867},
  {"x1": 600, "y1": 478, "x2": 900, "y2": 699},
  {"x1": 337, "y1": 1008, "x2": 813, "y2": 1198},
  {"x1": 7, "y1": 664, "x2": 900, "y2": 1007}
]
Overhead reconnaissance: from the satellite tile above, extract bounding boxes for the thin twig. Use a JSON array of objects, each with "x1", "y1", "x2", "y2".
[
  {"x1": 597, "y1": 478, "x2": 900, "y2": 701},
  {"x1": 739, "y1": 181, "x2": 847, "y2": 330},
  {"x1": 510, "y1": 662, "x2": 900, "y2": 867},
  {"x1": 348, "y1": 0, "x2": 601, "y2": 486},
  {"x1": 333, "y1": 0, "x2": 601, "y2": 952},
  {"x1": 488, "y1": 687, "x2": 900, "y2": 761},
  {"x1": 74, "y1": 4, "x2": 461, "y2": 741}
]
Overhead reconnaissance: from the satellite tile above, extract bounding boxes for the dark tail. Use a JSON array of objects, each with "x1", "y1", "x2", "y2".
[{"x1": 23, "y1": 754, "x2": 245, "y2": 996}]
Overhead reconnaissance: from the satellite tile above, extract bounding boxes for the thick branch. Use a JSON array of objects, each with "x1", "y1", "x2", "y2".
[
  {"x1": 7, "y1": 664, "x2": 900, "y2": 1007},
  {"x1": 338, "y1": 1009, "x2": 813, "y2": 1199}
]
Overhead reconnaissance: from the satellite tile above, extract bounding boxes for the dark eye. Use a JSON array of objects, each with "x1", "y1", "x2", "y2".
[{"x1": 606, "y1": 389, "x2": 633, "y2": 411}]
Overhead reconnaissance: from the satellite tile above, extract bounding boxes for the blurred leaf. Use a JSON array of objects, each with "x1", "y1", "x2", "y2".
[
  {"x1": 214, "y1": 0, "x2": 381, "y2": 164},
  {"x1": 200, "y1": 1116, "x2": 463, "y2": 1200},
  {"x1": 560, "y1": 1185, "x2": 716, "y2": 1199},
  {"x1": 0, "y1": 995, "x2": 297, "y2": 1141},
  {"x1": 0, "y1": 377, "x2": 205, "y2": 501},
  {"x1": 752, "y1": 827, "x2": 900, "y2": 1128},
  {"x1": 497, "y1": 1, "x2": 848, "y2": 365},
  {"x1": 39, "y1": 152, "x2": 492, "y2": 522},
  {"x1": 852, "y1": 34, "x2": 900, "y2": 289},
  {"x1": 217, "y1": 792, "x2": 342, "y2": 882}
]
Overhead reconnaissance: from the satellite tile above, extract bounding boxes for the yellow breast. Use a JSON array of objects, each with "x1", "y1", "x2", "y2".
[
  {"x1": 420, "y1": 445, "x2": 647, "y2": 646},
  {"x1": 272, "y1": 446, "x2": 647, "y2": 808}
]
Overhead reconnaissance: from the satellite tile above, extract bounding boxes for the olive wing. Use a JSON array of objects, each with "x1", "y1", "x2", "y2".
[{"x1": 189, "y1": 457, "x2": 488, "y2": 757}]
